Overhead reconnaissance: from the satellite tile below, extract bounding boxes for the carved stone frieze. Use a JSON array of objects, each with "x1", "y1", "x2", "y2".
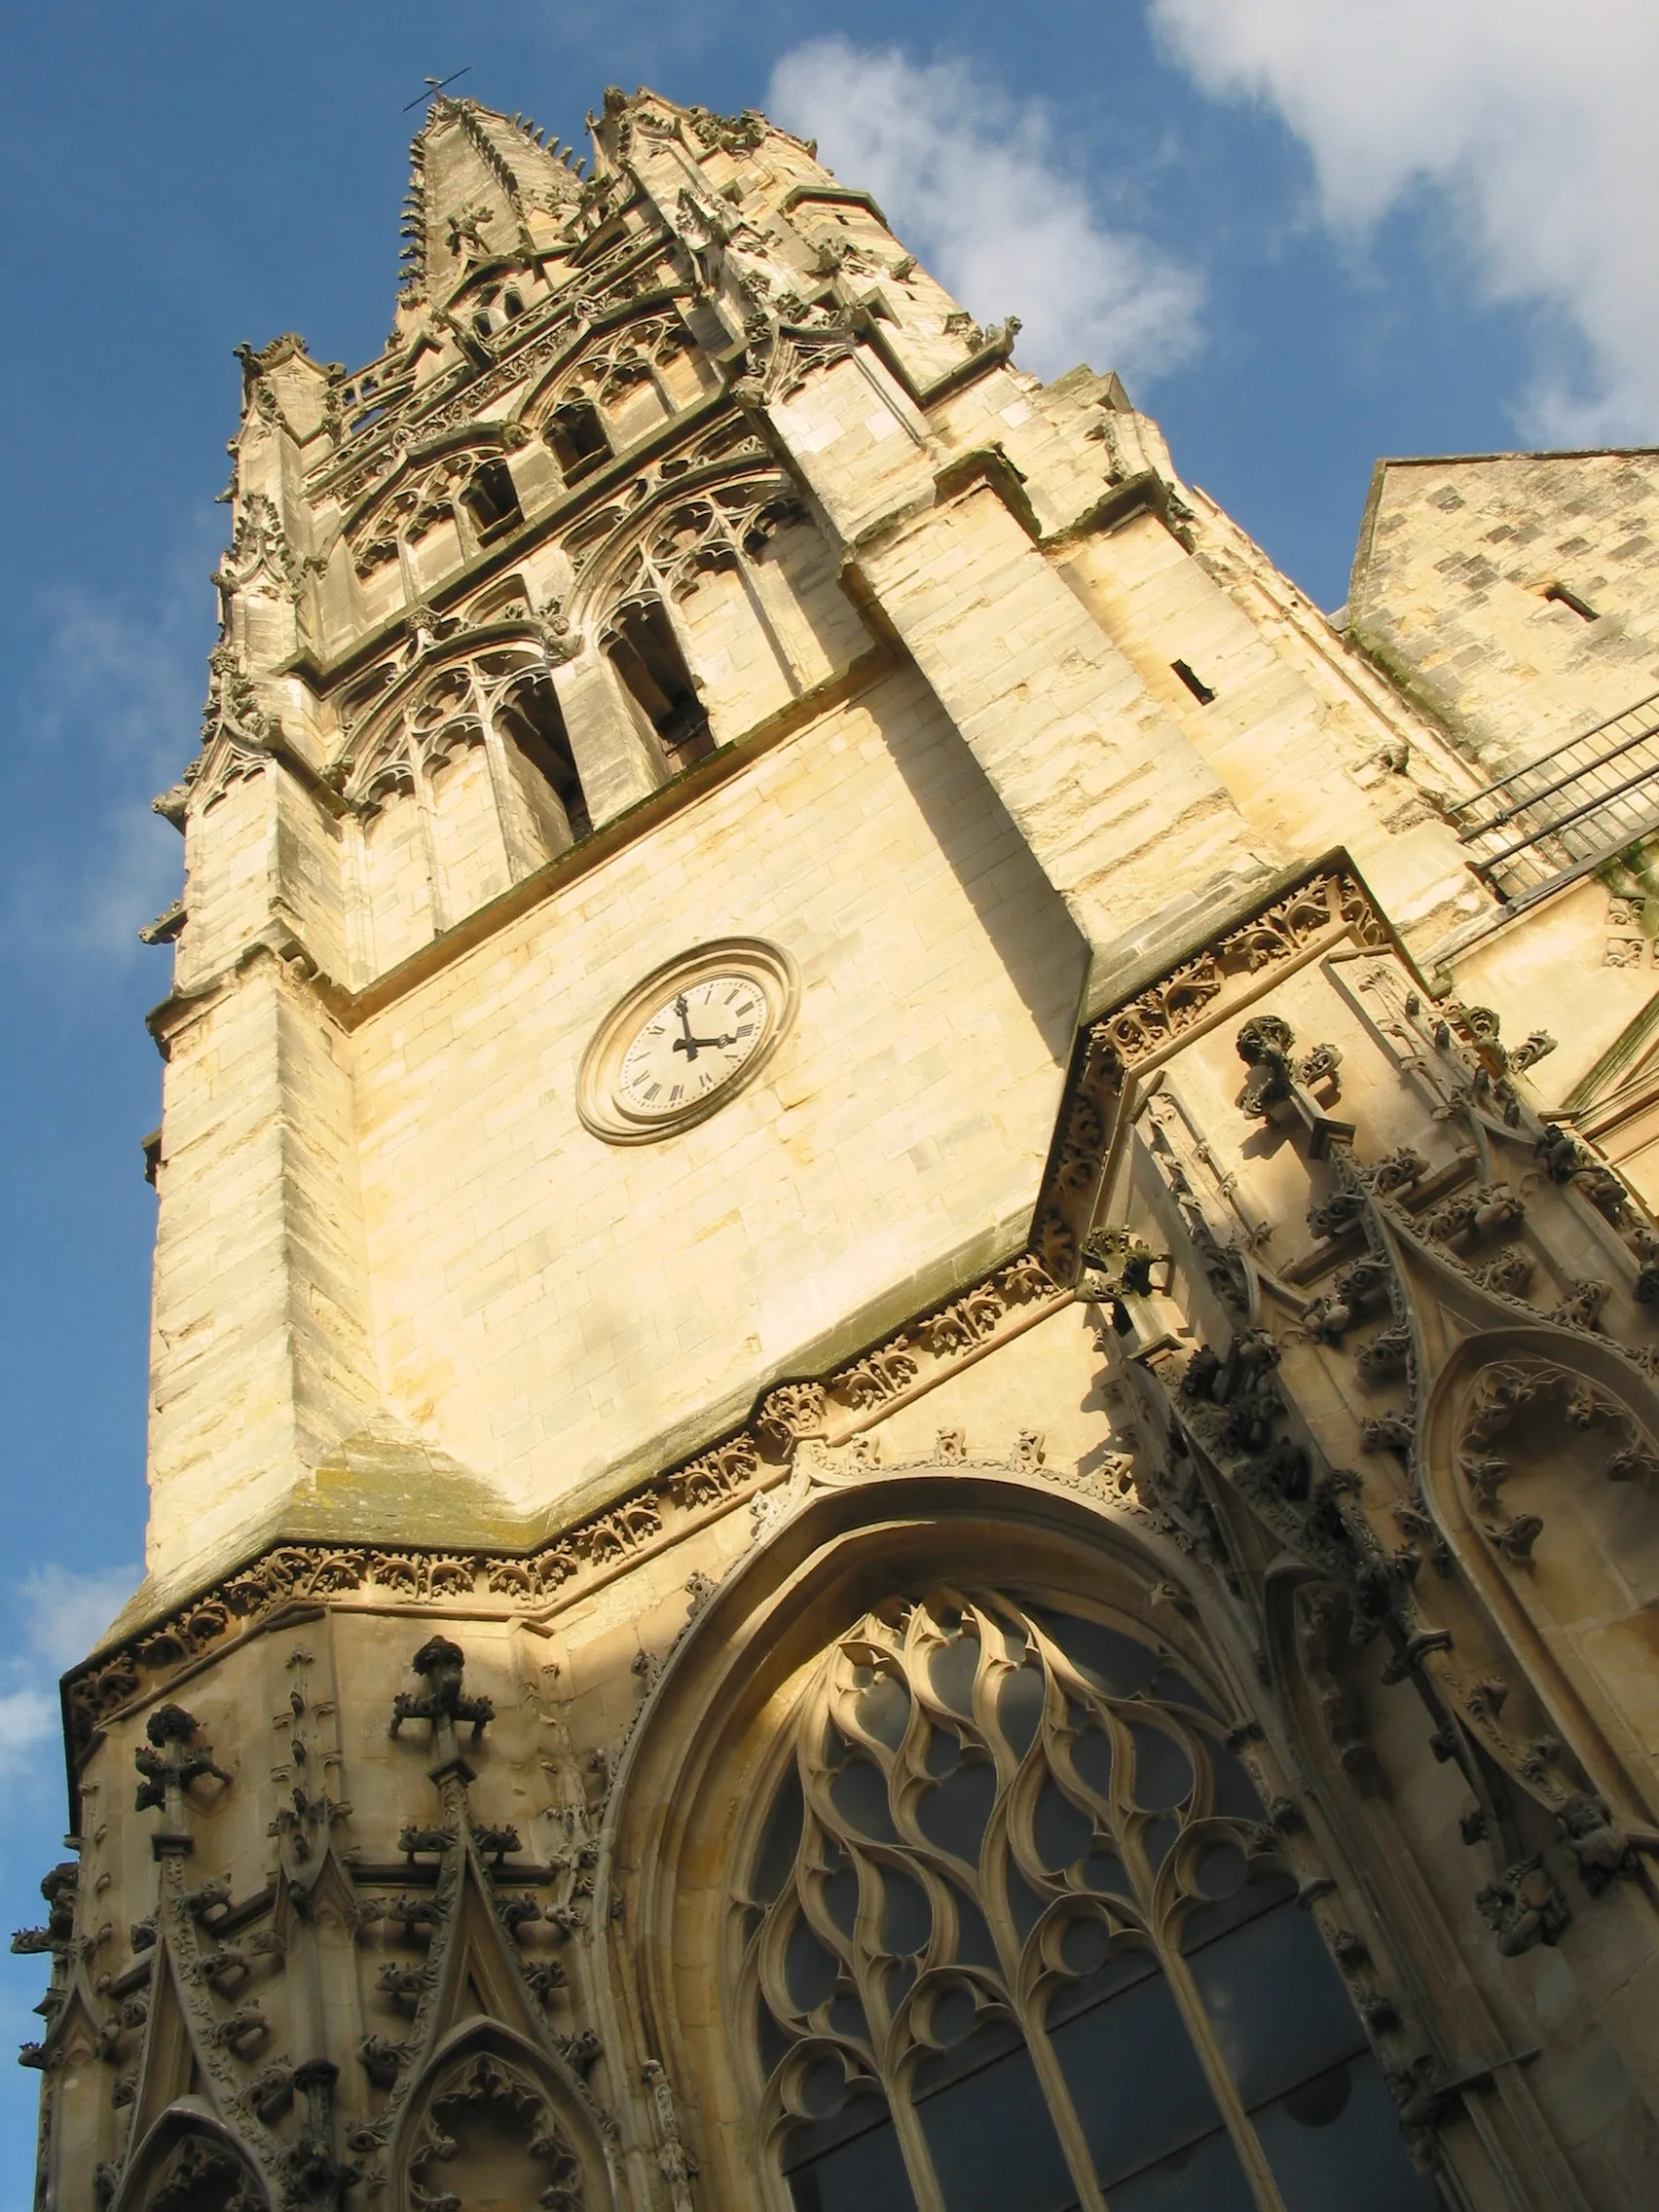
[
  {"x1": 1090, "y1": 870, "x2": 1389, "y2": 1073},
  {"x1": 64, "y1": 1250, "x2": 1063, "y2": 1754}
]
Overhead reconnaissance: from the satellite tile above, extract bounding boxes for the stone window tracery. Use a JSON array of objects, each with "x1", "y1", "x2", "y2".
[{"x1": 741, "y1": 1589, "x2": 1438, "y2": 2212}]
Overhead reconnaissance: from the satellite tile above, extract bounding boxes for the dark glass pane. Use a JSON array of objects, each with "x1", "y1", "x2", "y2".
[
  {"x1": 1128, "y1": 1723, "x2": 1193, "y2": 1811},
  {"x1": 785, "y1": 1915, "x2": 841, "y2": 2011},
  {"x1": 1110, "y1": 2125, "x2": 1258, "y2": 2211},
  {"x1": 917, "y1": 1757, "x2": 997, "y2": 1865},
  {"x1": 1144, "y1": 1668, "x2": 1218, "y2": 1716},
  {"x1": 881, "y1": 1865, "x2": 933, "y2": 1955},
  {"x1": 930, "y1": 1635, "x2": 981, "y2": 1716},
  {"x1": 1049, "y1": 1962, "x2": 1226, "y2": 2185},
  {"x1": 951, "y1": 1886, "x2": 1004, "y2": 1972},
  {"x1": 1253, "y1": 2055, "x2": 1444, "y2": 2211},
  {"x1": 804, "y1": 2057, "x2": 851, "y2": 2114},
  {"x1": 925, "y1": 1729, "x2": 962, "y2": 1780},
  {"x1": 787, "y1": 2095, "x2": 917, "y2": 2212},
  {"x1": 1059, "y1": 1914, "x2": 1114, "y2": 1975},
  {"x1": 756, "y1": 1768, "x2": 804, "y2": 1901},
  {"x1": 916, "y1": 2025, "x2": 1080, "y2": 2212},
  {"x1": 1033, "y1": 1610, "x2": 1160, "y2": 1697},
  {"x1": 1083, "y1": 1850, "x2": 1133, "y2": 1899},
  {"x1": 1183, "y1": 1869, "x2": 1297, "y2": 1949},
  {"x1": 1069, "y1": 1726, "x2": 1115, "y2": 1805},
  {"x1": 1187, "y1": 1899, "x2": 1368, "y2": 2109},
  {"x1": 823, "y1": 1865, "x2": 860, "y2": 1937},
  {"x1": 998, "y1": 1664, "x2": 1047, "y2": 1759},
  {"x1": 1141, "y1": 1817, "x2": 1180, "y2": 1876},
  {"x1": 1206, "y1": 1740, "x2": 1267, "y2": 1821},
  {"x1": 885, "y1": 1956, "x2": 919, "y2": 2009},
  {"x1": 1192, "y1": 1841, "x2": 1249, "y2": 1900},
  {"x1": 857, "y1": 1672, "x2": 911, "y2": 1750},
  {"x1": 1034, "y1": 1776, "x2": 1094, "y2": 1872},
  {"x1": 1047, "y1": 1944, "x2": 1156, "y2": 2027},
  {"x1": 829, "y1": 1987, "x2": 871, "y2": 2043},
  {"x1": 831, "y1": 1757, "x2": 898, "y2": 1843},
  {"x1": 929, "y1": 1983, "x2": 978, "y2": 2046}
]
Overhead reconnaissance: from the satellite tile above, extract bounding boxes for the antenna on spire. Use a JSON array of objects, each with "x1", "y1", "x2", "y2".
[{"x1": 402, "y1": 67, "x2": 471, "y2": 114}]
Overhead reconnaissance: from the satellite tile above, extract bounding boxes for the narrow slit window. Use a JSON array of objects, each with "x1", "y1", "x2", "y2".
[
  {"x1": 1172, "y1": 659, "x2": 1217, "y2": 705},
  {"x1": 544, "y1": 400, "x2": 611, "y2": 485},
  {"x1": 502, "y1": 288, "x2": 525, "y2": 318},
  {"x1": 496, "y1": 671, "x2": 591, "y2": 841},
  {"x1": 461, "y1": 461, "x2": 524, "y2": 545},
  {"x1": 1544, "y1": 582, "x2": 1600, "y2": 622},
  {"x1": 607, "y1": 600, "x2": 714, "y2": 772}
]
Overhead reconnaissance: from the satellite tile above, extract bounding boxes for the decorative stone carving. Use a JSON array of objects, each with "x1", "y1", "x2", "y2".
[
  {"x1": 133, "y1": 1705, "x2": 231, "y2": 1852},
  {"x1": 390, "y1": 1638, "x2": 495, "y2": 1777},
  {"x1": 1475, "y1": 1856, "x2": 1571, "y2": 1956},
  {"x1": 407, "y1": 2050, "x2": 587, "y2": 2212}
]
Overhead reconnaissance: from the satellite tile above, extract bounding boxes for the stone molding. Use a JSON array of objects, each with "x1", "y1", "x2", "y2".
[{"x1": 71, "y1": 861, "x2": 1402, "y2": 1764}]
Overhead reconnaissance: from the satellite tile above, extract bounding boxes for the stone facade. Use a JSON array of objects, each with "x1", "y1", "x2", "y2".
[{"x1": 22, "y1": 83, "x2": 1659, "y2": 2212}]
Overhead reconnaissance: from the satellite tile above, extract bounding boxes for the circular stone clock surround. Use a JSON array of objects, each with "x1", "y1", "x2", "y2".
[{"x1": 576, "y1": 938, "x2": 798, "y2": 1145}]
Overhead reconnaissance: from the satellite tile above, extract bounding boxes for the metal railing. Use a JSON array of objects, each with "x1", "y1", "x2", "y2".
[{"x1": 1449, "y1": 687, "x2": 1659, "y2": 903}]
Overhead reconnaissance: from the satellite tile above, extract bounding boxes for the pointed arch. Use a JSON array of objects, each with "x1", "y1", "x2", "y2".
[
  {"x1": 356, "y1": 1839, "x2": 621, "y2": 2208},
  {"x1": 111, "y1": 2108, "x2": 268, "y2": 2212},
  {"x1": 601, "y1": 1470, "x2": 1436, "y2": 2212},
  {"x1": 1420, "y1": 1321, "x2": 1659, "y2": 1826},
  {"x1": 392, "y1": 2017, "x2": 611, "y2": 2212}
]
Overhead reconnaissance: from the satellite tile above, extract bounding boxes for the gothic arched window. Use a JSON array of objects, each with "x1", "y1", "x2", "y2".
[
  {"x1": 605, "y1": 597, "x2": 713, "y2": 772},
  {"x1": 545, "y1": 398, "x2": 611, "y2": 485},
  {"x1": 741, "y1": 1589, "x2": 1439, "y2": 2212}
]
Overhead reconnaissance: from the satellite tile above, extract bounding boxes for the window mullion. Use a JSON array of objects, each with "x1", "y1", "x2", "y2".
[
  {"x1": 1016, "y1": 2002, "x2": 1112, "y2": 2212},
  {"x1": 1156, "y1": 1936, "x2": 1289, "y2": 2212}
]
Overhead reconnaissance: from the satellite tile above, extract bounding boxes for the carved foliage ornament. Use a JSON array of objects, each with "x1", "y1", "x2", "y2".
[
  {"x1": 407, "y1": 2049, "x2": 586, "y2": 2212},
  {"x1": 1092, "y1": 872, "x2": 1386, "y2": 1071}
]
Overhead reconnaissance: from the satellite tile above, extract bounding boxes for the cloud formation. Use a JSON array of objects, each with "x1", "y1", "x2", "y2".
[
  {"x1": 766, "y1": 39, "x2": 1201, "y2": 387},
  {"x1": 19, "y1": 1564, "x2": 136, "y2": 1675},
  {"x1": 1150, "y1": 0, "x2": 1659, "y2": 443},
  {"x1": 7, "y1": 537, "x2": 215, "y2": 965},
  {"x1": 0, "y1": 1563, "x2": 136, "y2": 1783}
]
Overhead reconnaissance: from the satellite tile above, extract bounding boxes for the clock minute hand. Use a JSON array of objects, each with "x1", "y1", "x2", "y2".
[{"x1": 671, "y1": 993, "x2": 699, "y2": 1061}]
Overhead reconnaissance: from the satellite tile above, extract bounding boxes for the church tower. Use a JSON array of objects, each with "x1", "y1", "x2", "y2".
[{"x1": 24, "y1": 82, "x2": 1659, "y2": 2211}]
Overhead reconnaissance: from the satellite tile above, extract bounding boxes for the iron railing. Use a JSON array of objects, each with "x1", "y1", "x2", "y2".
[{"x1": 1449, "y1": 688, "x2": 1659, "y2": 904}]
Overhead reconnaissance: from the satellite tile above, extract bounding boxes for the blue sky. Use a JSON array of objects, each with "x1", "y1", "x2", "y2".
[{"x1": 0, "y1": 0, "x2": 1649, "y2": 2188}]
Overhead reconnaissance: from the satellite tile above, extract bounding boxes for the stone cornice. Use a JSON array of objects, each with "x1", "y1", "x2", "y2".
[{"x1": 84, "y1": 857, "x2": 1397, "y2": 1774}]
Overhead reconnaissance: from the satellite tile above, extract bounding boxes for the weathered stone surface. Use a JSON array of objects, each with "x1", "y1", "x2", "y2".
[{"x1": 35, "y1": 84, "x2": 1659, "y2": 2212}]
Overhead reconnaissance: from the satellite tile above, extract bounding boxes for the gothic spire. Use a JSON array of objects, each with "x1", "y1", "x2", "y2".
[{"x1": 398, "y1": 95, "x2": 587, "y2": 319}]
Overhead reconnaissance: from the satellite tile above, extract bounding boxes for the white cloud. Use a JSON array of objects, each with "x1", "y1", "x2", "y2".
[
  {"x1": 766, "y1": 38, "x2": 1201, "y2": 386},
  {"x1": 1149, "y1": 0, "x2": 1659, "y2": 443},
  {"x1": 19, "y1": 1564, "x2": 137, "y2": 1675},
  {"x1": 7, "y1": 532, "x2": 216, "y2": 963},
  {"x1": 0, "y1": 1679, "x2": 57, "y2": 1781},
  {"x1": 0, "y1": 1564, "x2": 138, "y2": 1784}
]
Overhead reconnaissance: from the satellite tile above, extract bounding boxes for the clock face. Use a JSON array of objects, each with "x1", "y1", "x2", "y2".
[
  {"x1": 576, "y1": 940, "x2": 797, "y2": 1145},
  {"x1": 615, "y1": 974, "x2": 771, "y2": 1119}
]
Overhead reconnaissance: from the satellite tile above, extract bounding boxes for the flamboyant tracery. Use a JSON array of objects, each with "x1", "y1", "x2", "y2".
[{"x1": 743, "y1": 1589, "x2": 1435, "y2": 2212}]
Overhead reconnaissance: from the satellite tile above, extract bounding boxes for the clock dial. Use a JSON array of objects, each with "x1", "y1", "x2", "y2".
[{"x1": 614, "y1": 974, "x2": 771, "y2": 1118}]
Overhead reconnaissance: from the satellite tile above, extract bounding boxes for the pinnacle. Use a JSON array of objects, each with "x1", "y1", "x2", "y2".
[{"x1": 399, "y1": 94, "x2": 587, "y2": 313}]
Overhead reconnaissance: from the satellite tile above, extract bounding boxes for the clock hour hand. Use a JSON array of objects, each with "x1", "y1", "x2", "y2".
[{"x1": 685, "y1": 1030, "x2": 736, "y2": 1051}]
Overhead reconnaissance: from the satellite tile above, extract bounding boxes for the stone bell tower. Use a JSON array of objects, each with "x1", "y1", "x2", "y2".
[{"x1": 24, "y1": 79, "x2": 1659, "y2": 2212}]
